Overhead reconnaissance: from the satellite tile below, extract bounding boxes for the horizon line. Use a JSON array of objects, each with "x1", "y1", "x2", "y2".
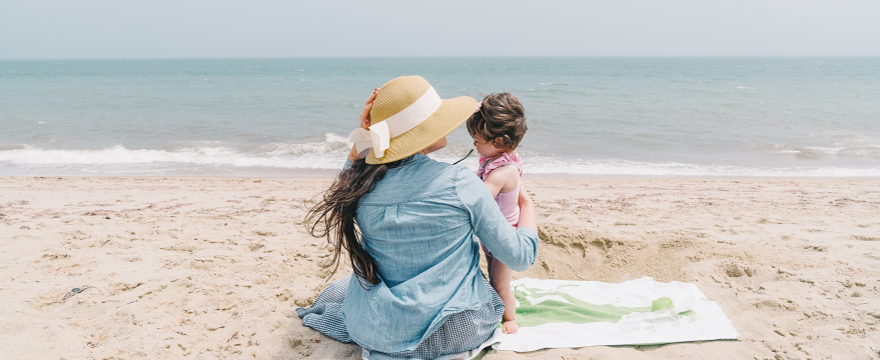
[{"x1": 3, "y1": 55, "x2": 880, "y2": 61}]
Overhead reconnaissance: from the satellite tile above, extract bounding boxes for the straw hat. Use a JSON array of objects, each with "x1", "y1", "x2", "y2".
[{"x1": 348, "y1": 76, "x2": 477, "y2": 165}]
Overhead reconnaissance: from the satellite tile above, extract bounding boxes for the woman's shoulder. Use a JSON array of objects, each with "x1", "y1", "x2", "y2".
[
  {"x1": 407, "y1": 154, "x2": 464, "y2": 179},
  {"x1": 361, "y1": 155, "x2": 468, "y2": 204}
]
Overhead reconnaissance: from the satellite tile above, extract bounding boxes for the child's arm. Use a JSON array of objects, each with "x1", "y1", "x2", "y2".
[{"x1": 482, "y1": 164, "x2": 520, "y2": 197}]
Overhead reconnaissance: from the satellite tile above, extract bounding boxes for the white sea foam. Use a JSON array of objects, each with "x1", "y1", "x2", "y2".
[
  {"x1": 0, "y1": 134, "x2": 351, "y2": 171},
  {"x1": 773, "y1": 145, "x2": 880, "y2": 159},
  {"x1": 2, "y1": 133, "x2": 880, "y2": 177},
  {"x1": 519, "y1": 157, "x2": 880, "y2": 177},
  {"x1": 3, "y1": 143, "x2": 879, "y2": 177}
]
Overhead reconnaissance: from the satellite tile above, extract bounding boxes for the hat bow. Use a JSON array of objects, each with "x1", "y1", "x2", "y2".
[{"x1": 348, "y1": 86, "x2": 442, "y2": 158}]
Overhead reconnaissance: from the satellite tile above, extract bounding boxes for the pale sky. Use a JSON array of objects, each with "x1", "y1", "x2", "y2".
[{"x1": 1, "y1": 0, "x2": 878, "y2": 59}]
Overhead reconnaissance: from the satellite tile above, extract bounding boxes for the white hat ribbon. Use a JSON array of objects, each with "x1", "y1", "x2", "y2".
[{"x1": 348, "y1": 86, "x2": 442, "y2": 158}]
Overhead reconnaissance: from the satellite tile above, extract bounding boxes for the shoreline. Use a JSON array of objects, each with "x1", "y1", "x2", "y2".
[{"x1": 1, "y1": 177, "x2": 878, "y2": 359}]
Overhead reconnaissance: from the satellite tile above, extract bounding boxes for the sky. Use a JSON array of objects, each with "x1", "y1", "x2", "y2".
[{"x1": 1, "y1": 0, "x2": 878, "y2": 59}]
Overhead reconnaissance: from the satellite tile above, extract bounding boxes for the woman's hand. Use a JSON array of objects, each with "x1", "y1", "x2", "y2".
[
  {"x1": 517, "y1": 182, "x2": 537, "y2": 231},
  {"x1": 349, "y1": 88, "x2": 380, "y2": 162},
  {"x1": 359, "y1": 88, "x2": 379, "y2": 129},
  {"x1": 518, "y1": 182, "x2": 533, "y2": 205}
]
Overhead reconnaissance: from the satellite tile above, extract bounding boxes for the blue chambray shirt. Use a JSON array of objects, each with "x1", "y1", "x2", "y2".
[{"x1": 340, "y1": 153, "x2": 539, "y2": 354}]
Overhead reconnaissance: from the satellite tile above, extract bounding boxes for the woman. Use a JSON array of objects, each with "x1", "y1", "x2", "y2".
[{"x1": 297, "y1": 76, "x2": 539, "y2": 359}]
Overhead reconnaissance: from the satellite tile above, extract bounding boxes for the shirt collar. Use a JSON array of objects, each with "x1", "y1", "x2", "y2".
[{"x1": 397, "y1": 153, "x2": 430, "y2": 168}]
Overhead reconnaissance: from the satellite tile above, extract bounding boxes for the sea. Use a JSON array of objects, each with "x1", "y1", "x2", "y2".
[{"x1": 1, "y1": 57, "x2": 879, "y2": 177}]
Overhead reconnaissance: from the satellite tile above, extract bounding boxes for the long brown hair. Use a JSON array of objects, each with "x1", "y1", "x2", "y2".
[{"x1": 304, "y1": 156, "x2": 412, "y2": 289}]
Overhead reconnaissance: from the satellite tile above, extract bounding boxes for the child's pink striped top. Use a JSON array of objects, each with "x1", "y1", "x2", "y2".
[{"x1": 476, "y1": 152, "x2": 522, "y2": 228}]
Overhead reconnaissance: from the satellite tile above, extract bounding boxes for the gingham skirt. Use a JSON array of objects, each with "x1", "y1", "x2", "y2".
[{"x1": 295, "y1": 275, "x2": 504, "y2": 359}]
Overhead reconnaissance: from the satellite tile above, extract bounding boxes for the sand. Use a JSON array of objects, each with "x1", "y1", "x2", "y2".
[{"x1": 1, "y1": 176, "x2": 878, "y2": 359}]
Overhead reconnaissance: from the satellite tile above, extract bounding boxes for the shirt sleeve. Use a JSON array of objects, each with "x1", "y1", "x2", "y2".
[{"x1": 455, "y1": 167, "x2": 538, "y2": 272}]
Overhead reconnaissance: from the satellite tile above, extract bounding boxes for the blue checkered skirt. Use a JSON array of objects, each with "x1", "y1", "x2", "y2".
[{"x1": 295, "y1": 275, "x2": 504, "y2": 359}]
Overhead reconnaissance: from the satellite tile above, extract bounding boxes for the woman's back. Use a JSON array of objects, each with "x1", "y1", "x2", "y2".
[
  {"x1": 345, "y1": 154, "x2": 490, "y2": 351},
  {"x1": 358, "y1": 154, "x2": 477, "y2": 287},
  {"x1": 343, "y1": 153, "x2": 538, "y2": 353}
]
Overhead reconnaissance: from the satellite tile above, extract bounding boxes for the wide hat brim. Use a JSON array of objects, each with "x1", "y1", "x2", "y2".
[{"x1": 366, "y1": 96, "x2": 477, "y2": 165}]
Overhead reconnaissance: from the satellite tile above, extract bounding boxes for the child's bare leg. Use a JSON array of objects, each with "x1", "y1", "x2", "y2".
[{"x1": 490, "y1": 257, "x2": 518, "y2": 334}]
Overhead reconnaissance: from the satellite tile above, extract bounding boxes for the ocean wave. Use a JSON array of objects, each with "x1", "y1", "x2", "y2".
[
  {"x1": 773, "y1": 145, "x2": 880, "y2": 159},
  {"x1": 0, "y1": 144, "x2": 27, "y2": 151},
  {"x1": 0, "y1": 134, "x2": 351, "y2": 170},
  {"x1": 520, "y1": 157, "x2": 880, "y2": 177},
  {"x1": 2, "y1": 135, "x2": 879, "y2": 177},
  {"x1": 838, "y1": 146, "x2": 880, "y2": 158}
]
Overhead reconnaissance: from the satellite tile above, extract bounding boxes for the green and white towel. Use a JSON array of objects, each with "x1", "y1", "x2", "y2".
[{"x1": 481, "y1": 276, "x2": 738, "y2": 353}]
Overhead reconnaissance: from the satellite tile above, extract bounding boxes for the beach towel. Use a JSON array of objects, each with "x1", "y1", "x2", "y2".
[
  {"x1": 363, "y1": 277, "x2": 738, "y2": 359},
  {"x1": 482, "y1": 277, "x2": 738, "y2": 353}
]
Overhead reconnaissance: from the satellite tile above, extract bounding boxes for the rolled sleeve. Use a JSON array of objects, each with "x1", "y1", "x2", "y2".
[{"x1": 455, "y1": 167, "x2": 538, "y2": 272}]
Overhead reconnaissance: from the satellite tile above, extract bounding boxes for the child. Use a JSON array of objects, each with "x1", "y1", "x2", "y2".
[{"x1": 466, "y1": 92, "x2": 527, "y2": 334}]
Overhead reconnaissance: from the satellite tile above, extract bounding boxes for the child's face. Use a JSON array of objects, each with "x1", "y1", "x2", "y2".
[{"x1": 472, "y1": 134, "x2": 504, "y2": 159}]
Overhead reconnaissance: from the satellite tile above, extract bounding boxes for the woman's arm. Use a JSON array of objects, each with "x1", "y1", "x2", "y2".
[{"x1": 458, "y1": 168, "x2": 538, "y2": 272}]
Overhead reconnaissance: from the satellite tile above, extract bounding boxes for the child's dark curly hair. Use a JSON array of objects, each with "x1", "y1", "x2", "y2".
[{"x1": 466, "y1": 92, "x2": 527, "y2": 151}]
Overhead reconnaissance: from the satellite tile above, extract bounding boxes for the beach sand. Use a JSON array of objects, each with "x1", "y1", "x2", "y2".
[{"x1": 1, "y1": 177, "x2": 879, "y2": 359}]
